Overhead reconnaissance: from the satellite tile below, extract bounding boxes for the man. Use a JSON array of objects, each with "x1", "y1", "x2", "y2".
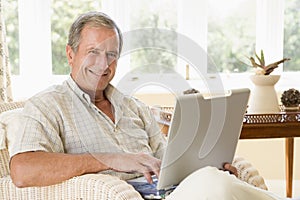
[
  {"x1": 10, "y1": 11, "x2": 165, "y2": 187},
  {"x1": 10, "y1": 11, "x2": 237, "y2": 191}
]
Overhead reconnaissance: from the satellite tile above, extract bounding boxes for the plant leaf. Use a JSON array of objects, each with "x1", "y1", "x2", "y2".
[
  {"x1": 264, "y1": 58, "x2": 291, "y2": 75},
  {"x1": 265, "y1": 58, "x2": 291, "y2": 69},
  {"x1": 249, "y1": 57, "x2": 263, "y2": 68},
  {"x1": 260, "y1": 50, "x2": 265, "y2": 66},
  {"x1": 255, "y1": 50, "x2": 263, "y2": 66}
]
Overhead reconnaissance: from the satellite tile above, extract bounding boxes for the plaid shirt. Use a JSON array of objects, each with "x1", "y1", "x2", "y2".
[{"x1": 10, "y1": 76, "x2": 166, "y2": 180}]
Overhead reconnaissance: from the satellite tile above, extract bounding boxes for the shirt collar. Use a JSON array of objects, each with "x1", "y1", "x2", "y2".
[
  {"x1": 66, "y1": 76, "x2": 91, "y2": 104},
  {"x1": 104, "y1": 84, "x2": 124, "y2": 105},
  {"x1": 66, "y1": 76, "x2": 125, "y2": 123}
]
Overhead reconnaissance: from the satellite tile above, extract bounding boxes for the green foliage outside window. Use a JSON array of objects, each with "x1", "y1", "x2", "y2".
[
  {"x1": 207, "y1": 0, "x2": 256, "y2": 73},
  {"x1": 3, "y1": 0, "x2": 19, "y2": 75},
  {"x1": 51, "y1": 0, "x2": 102, "y2": 74},
  {"x1": 284, "y1": 0, "x2": 300, "y2": 72},
  {"x1": 129, "y1": 0, "x2": 177, "y2": 73}
]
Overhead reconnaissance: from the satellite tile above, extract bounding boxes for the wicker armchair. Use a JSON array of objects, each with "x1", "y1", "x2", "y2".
[{"x1": 0, "y1": 101, "x2": 143, "y2": 200}]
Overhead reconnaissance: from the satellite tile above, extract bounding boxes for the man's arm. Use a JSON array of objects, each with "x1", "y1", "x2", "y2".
[
  {"x1": 10, "y1": 151, "x2": 161, "y2": 188},
  {"x1": 10, "y1": 151, "x2": 104, "y2": 187}
]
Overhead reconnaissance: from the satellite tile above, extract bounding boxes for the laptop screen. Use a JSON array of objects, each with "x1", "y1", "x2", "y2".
[{"x1": 157, "y1": 88, "x2": 250, "y2": 190}]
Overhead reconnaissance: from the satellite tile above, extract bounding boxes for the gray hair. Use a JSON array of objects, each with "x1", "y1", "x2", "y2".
[{"x1": 67, "y1": 11, "x2": 123, "y2": 55}]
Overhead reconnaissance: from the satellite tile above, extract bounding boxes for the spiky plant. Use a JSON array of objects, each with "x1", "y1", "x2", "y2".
[{"x1": 247, "y1": 50, "x2": 290, "y2": 75}]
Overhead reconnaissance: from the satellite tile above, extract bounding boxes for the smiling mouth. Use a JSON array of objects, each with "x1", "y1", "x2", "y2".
[{"x1": 88, "y1": 69, "x2": 109, "y2": 76}]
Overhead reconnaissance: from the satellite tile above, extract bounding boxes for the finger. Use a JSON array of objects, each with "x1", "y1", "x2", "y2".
[
  {"x1": 144, "y1": 161, "x2": 160, "y2": 180},
  {"x1": 223, "y1": 163, "x2": 238, "y2": 177},
  {"x1": 149, "y1": 159, "x2": 161, "y2": 178},
  {"x1": 138, "y1": 157, "x2": 161, "y2": 183},
  {"x1": 139, "y1": 153, "x2": 161, "y2": 178},
  {"x1": 139, "y1": 164, "x2": 154, "y2": 183},
  {"x1": 143, "y1": 171, "x2": 154, "y2": 184},
  {"x1": 152, "y1": 166, "x2": 160, "y2": 179}
]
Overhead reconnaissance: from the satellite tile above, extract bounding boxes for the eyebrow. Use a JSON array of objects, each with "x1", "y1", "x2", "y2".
[{"x1": 86, "y1": 46, "x2": 118, "y2": 53}]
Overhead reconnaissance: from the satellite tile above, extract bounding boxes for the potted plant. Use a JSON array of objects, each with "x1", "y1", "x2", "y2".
[
  {"x1": 280, "y1": 88, "x2": 300, "y2": 111},
  {"x1": 246, "y1": 49, "x2": 290, "y2": 75},
  {"x1": 245, "y1": 50, "x2": 291, "y2": 114}
]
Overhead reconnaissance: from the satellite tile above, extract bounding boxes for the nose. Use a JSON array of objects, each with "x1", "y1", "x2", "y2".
[{"x1": 94, "y1": 51, "x2": 109, "y2": 71}]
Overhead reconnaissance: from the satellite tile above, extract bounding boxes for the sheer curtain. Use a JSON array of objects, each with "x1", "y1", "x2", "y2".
[
  {"x1": 0, "y1": 0, "x2": 13, "y2": 102},
  {"x1": 256, "y1": 0, "x2": 284, "y2": 73}
]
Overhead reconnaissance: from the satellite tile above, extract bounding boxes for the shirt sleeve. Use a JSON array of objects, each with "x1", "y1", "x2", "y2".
[{"x1": 8, "y1": 99, "x2": 64, "y2": 158}]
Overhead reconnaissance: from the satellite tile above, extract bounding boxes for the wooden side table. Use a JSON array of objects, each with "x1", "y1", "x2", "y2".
[
  {"x1": 155, "y1": 108, "x2": 300, "y2": 198},
  {"x1": 242, "y1": 111, "x2": 300, "y2": 198}
]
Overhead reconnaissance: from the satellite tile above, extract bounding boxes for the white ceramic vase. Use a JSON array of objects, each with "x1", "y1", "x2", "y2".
[{"x1": 248, "y1": 75, "x2": 280, "y2": 114}]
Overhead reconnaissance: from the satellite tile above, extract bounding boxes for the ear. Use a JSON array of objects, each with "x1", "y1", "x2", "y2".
[{"x1": 66, "y1": 45, "x2": 74, "y2": 67}]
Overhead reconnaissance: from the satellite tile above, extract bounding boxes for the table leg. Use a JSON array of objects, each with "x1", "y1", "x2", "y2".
[{"x1": 285, "y1": 137, "x2": 294, "y2": 198}]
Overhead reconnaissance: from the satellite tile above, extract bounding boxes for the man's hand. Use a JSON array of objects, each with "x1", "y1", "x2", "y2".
[
  {"x1": 223, "y1": 163, "x2": 238, "y2": 177},
  {"x1": 97, "y1": 152, "x2": 161, "y2": 183}
]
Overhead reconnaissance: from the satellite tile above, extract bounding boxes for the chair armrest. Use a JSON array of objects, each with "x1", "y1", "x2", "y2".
[
  {"x1": 0, "y1": 149, "x2": 10, "y2": 177},
  {"x1": 0, "y1": 174, "x2": 143, "y2": 200}
]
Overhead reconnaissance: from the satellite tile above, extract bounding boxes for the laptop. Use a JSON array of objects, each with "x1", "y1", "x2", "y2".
[{"x1": 127, "y1": 88, "x2": 250, "y2": 199}]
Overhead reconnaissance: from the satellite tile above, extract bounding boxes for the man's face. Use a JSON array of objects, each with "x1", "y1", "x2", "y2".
[{"x1": 66, "y1": 26, "x2": 119, "y2": 95}]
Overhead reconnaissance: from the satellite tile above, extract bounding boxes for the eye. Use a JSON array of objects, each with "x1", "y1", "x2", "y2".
[
  {"x1": 106, "y1": 52, "x2": 118, "y2": 59},
  {"x1": 88, "y1": 49, "x2": 100, "y2": 55},
  {"x1": 106, "y1": 52, "x2": 118, "y2": 64}
]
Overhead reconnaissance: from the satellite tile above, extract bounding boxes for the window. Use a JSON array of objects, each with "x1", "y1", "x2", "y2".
[
  {"x1": 129, "y1": 0, "x2": 177, "y2": 73},
  {"x1": 3, "y1": 0, "x2": 19, "y2": 75},
  {"x1": 284, "y1": 0, "x2": 300, "y2": 72},
  {"x1": 207, "y1": 0, "x2": 256, "y2": 73},
  {"x1": 2, "y1": 0, "x2": 299, "y2": 99}
]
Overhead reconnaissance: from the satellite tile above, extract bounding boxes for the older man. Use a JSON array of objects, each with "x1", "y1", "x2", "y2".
[
  {"x1": 10, "y1": 11, "x2": 166, "y2": 187},
  {"x1": 9, "y1": 11, "x2": 244, "y2": 198}
]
